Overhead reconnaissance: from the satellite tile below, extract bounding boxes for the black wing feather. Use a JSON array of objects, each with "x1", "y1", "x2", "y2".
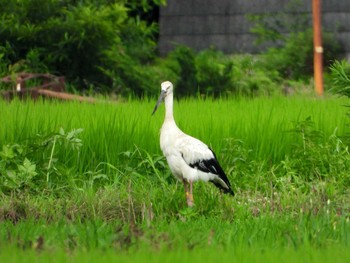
[{"x1": 188, "y1": 148, "x2": 234, "y2": 196}]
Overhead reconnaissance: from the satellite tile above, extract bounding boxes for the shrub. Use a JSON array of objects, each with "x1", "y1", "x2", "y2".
[
  {"x1": 0, "y1": 0, "x2": 160, "y2": 94},
  {"x1": 230, "y1": 55, "x2": 280, "y2": 96},
  {"x1": 160, "y1": 46, "x2": 281, "y2": 97},
  {"x1": 195, "y1": 49, "x2": 233, "y2": 97},
  {"x1": 167, "y1": 46, "x2": 198, "y2": 97}
]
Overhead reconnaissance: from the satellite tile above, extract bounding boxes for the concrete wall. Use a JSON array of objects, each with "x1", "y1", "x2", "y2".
[{"x1": 159, "y1": 0, "x2": 350, "y2": 57}]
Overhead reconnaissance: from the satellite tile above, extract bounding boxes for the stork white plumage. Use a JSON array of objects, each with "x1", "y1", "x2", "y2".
[{"x1": 152, "y1": 81, "x2": 234, "y2": 207}]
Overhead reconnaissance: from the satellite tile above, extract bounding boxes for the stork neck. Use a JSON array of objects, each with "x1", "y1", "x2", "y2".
[{"x1": 164, "y1": 93, "x2": 175, "y2": 122}]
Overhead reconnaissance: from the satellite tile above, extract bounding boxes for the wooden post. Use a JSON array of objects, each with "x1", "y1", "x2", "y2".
[{"x1": 312, "y1": 0, "x2": 324, "y2": 96}]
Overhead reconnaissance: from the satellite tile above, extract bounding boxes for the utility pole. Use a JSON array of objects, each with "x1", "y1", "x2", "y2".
[{"x1": 312, "y1": 0, "x2": 324, "y2": 96}]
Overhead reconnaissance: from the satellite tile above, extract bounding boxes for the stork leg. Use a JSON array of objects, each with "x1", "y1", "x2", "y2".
[{"x1": 183, "y1": 179, "x2": 194, "y2": 207}]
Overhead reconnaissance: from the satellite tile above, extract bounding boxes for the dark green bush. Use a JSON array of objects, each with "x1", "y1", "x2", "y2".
[
  {"x1": 158, "y1": 46, "x2": 281, "y2": 97},
  {"x1": 0, "y1": 0, "x2": 160, "y2": 94},
  {"x1": 167, "y1": 46, "x2": 198, "y2": 97},
  {"x1": 230, "y1": 55, "x2": 280, "y2": 96},
  {"x1": 195, "y1": 49, "x2": 233, "y2": 97}
]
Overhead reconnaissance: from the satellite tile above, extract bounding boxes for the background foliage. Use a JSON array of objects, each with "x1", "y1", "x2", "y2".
[
  {"x1": 0, "y1": 0, "x2": 344, "y2": 97},
  {"x1": 0, "y1": 0, "x2": 163, "y2": 95}
]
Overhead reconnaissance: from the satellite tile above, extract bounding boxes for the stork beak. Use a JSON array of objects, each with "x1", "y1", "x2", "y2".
[{"x1": 152, "y1": 90, "x2": 166, "y2": 115}]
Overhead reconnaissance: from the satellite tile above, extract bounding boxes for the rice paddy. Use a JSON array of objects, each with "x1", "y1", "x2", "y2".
[
  {"x1": 1, "y1": 95, "x2": 348, "y2": 166},
  {"x1": 1, "y1": 94, "x2": 350, "y2": 262}
]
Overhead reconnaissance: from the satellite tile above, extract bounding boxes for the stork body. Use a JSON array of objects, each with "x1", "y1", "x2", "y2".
[{"x1": 152, "y1": 81, "x2": 234, "y2": 207}]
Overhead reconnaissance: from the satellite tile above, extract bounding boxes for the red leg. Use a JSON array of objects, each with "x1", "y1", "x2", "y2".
[
  {"x1": 183, "y1": 179, "x2": 194, "y2": 207},
  {"x1": 189, "y1": 181, "x2": 194, "y2": 206},
  {"x1": 183, "y1": 179, "x2": 189, "y2": 195}
]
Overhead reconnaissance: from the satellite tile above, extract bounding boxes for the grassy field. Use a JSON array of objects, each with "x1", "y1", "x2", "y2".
[
  {"x1": 2, "y1": 245, "x2": 350, "y2": 263},
  {"x1": 1, "y1": 95, "x2": 348, "y2": 164},
  {"x1": 1, "y1": 95, "x2": 350, "y2": 262}
]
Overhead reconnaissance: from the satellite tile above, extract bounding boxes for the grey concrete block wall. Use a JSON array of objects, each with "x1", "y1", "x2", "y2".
[{"x1": 159, "y1": 0, "x2": 350, "y2": 56}]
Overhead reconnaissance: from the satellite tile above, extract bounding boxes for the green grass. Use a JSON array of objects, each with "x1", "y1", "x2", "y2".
[
  {"x1": 1, "y1": 95, "x2": 348, "y2": 167},
  {"x1": 1, "y1": 95, "x2": 350, "y2": 262},
  {"x1": 1, "y1": 214, "x2": 350, "y2": 262},
  {"x1": 2, "y1": 246, "x2": 350, "y2": 263}
]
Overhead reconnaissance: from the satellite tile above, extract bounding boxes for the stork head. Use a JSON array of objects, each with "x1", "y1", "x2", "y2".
[{"x1": 152, "y1": 81, "x2": 173, "y2": 115}]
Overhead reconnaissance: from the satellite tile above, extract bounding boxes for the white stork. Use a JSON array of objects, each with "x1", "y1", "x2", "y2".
[{"x1": 152, "y1": 81, "x2": 234, "y2": 207}]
